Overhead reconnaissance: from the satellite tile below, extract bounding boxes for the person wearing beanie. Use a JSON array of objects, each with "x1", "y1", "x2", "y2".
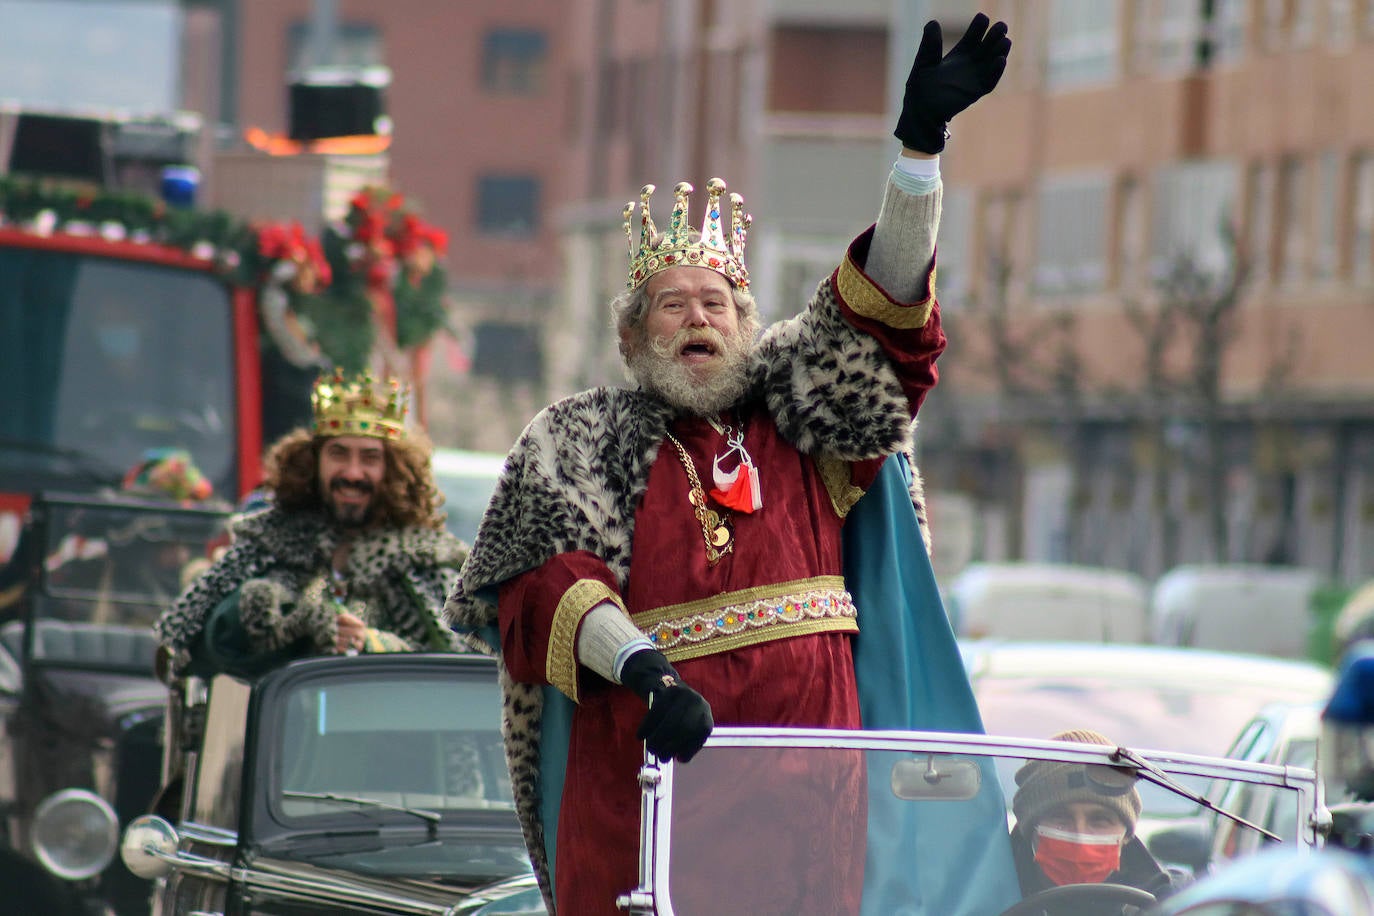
[{"x1": 1010, "y1": 729, "x2": 1187, "y2": 901}]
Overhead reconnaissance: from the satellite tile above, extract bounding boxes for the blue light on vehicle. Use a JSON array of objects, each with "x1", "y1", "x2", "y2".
[{"x1": 1322, "y1": 642, "x2": 1374, "y2": 801}]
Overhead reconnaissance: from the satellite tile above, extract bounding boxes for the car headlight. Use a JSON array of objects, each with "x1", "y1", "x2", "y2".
[{"x1": 31, "y1": 789, "x2": 119, "y2": 880}]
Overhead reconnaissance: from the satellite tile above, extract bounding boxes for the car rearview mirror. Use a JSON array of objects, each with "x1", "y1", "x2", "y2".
[{"x1": 890, "y1": 755, "x2": 982, "y2": 801}]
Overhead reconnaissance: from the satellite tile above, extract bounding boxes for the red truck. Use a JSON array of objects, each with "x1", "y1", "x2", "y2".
[{"x1": 0, "y1": 186, "x2": 317, "y2": 915}]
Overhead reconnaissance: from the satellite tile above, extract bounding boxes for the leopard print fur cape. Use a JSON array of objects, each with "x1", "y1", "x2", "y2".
[
  {"x1": 154, "y1": 506, "x2": 465, "y2": 672},
  {"x1": 445, "y1": 274, "x2": 933, "y2": 911}
]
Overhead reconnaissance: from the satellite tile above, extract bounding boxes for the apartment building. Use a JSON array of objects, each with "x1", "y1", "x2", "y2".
[
  {"x1": 922, "y1": 0, "x2": 1374, "y2": 582},
  {"x1": 549, "y1": 0, "x2": 1374, "y2": 584},
  {"x1": 549, "y1": 0, "x2": 902, "y2": 396},
  {"x1": 232, "y1": 0, "x2": 569, "y2": 449}
]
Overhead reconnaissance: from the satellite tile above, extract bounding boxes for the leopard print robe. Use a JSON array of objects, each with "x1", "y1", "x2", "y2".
[
  {"x1": 155, "y1": 506, "x2": 464, "y2": 673},
  {"x1": 446, "y1": 269, "x2": 934, "y2": 911}
]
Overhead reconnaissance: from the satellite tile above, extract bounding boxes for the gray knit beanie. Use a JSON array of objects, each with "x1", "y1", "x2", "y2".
[{"x1": 1012, "y1": 729, "x2": 1142, "y2": 837}]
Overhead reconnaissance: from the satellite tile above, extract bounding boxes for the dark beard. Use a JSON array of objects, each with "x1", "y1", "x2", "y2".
[
  {"x1": 626, "y1": 326, "x2": 753, "y2": 416},
  {"x1": 325, "y1": 480, "x2": 375, "y2": 528}
]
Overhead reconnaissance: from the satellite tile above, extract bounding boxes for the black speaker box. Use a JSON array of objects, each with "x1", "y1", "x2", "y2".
[{"x1": 288, "y1": 82, "x2": 386, "y2": 141}]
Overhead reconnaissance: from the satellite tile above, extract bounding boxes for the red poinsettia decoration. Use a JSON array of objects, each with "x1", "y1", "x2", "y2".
[{"x1": 257, "y1": 221, "x2": 331, "y2": 291}]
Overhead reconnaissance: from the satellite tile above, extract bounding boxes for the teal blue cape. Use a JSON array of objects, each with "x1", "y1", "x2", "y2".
[{"x1": 528, "y1": 454, "x2": 1019, "y2": 913}]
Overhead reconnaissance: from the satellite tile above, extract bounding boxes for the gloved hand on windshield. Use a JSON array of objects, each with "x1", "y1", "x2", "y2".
[
  {"x1": 894, "y1": 12, "x2": 1012, "y2": 154},
  {"x1": 620, "y1": 648, "x2": 714, "y2": 763}
]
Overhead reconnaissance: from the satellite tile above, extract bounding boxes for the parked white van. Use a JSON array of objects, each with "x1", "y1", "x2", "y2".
[
  {"x1": 945, "y1": 562, "x2": 1151, "y2": 643},
  {"x1": 1149, "y1": 564, "x2": 1321, "y2": 659}
]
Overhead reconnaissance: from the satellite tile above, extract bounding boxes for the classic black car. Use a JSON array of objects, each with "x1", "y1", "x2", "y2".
[
  {"x1": 121, "y1": 652, "x2": 547, "y2": 915},
  {"x1": 0, "y1": 491, "x2": 229, "y2": 916}
]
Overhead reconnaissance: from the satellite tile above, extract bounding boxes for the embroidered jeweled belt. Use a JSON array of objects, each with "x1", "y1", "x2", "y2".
[{"x1": 632, "y1": 576, "x2": 858, "y2": 663}]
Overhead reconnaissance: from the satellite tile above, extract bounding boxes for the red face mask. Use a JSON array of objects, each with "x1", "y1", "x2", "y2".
[{"x1": 1033, "y1": 825, "x2": 1123, "y2": 886}]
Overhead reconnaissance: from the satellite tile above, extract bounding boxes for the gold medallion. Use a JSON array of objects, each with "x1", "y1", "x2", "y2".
[{"x1": 711, "y1": 526, "x2": 731, "y2": 548}]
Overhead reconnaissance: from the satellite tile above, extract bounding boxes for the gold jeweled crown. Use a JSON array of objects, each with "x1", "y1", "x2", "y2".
[
  {"x1": 311, "y1": 370, "x2": 408, "y2": 441},
  {"x1": 622, "y1": 177, "x2": 751, "y2": 290}
]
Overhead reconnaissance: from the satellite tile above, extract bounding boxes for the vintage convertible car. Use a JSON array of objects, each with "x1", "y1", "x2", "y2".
[
  {"x1": 121, "y1": 653, "x2": 1326, "y2": 916},
  {"x1": 120, "y1": 653, "x2": 546, "y2": 915},
  {"x1": 0, "y1": 491, "x2": 230, "y2": 916},
  {"x1": 615, "y1": 728, "x2": 1326, "y2": 916}
]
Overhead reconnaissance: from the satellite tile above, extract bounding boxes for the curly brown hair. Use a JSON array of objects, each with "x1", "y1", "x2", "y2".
[{"x1": 264, "y1": 428, "x2": 446, "y2": 531}]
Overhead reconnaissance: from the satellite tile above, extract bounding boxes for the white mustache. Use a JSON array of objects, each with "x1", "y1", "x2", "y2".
[{"x1": 649, "y1": 326, "x2": 727, "y2": 358}]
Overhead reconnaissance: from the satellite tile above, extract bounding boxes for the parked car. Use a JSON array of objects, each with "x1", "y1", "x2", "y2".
[
  {"x1": 1150, "y1": 644, "x2": 1374, "y2": 915},
  {"x1": 430, "y1": 448, "x2": 506, "y2": 544},
  {"x1": 120, "y1": 652, "x2": 547, "y2": 915},
  {"x1": 0, "y1": 491, "x2": 228, "y2": 916},
  {"x1": 945, "y1": 562, "x2": 1150, "y2": 642},
  {"x1": 963, "y1": 640, "x2": 1334, "y2": 760},
  {"x1": 1150, "y1": 563, "x2": 1322, "y2": 659},
  {"x1": 1204, "y1": 701, "x2": 1345, "y2": 865}
]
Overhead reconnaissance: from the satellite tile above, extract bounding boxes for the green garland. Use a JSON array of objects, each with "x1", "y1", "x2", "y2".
[
  {"x1": 395, "y1": 264, "x2": 450, "y2": 349},
  {"x1": 0, "y1": 174, "x2": 450, "y2": 373}
]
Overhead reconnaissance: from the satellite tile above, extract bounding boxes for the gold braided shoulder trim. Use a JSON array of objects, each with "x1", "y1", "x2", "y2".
[
  {"x1": 814, "y1": 454, "x2": 866, "y2": 519},
  {"x1": 632, "y1": 576, "x2": 857, "y2": 664},
  {"x1": 835, "y1": 254, "x2": 935, "y2": 329},
  {"x1": 549, "y1": 579, "x2": 624, "y2": 702}
]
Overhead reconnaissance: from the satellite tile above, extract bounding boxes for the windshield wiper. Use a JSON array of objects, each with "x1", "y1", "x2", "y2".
[
  {"x1": 1110, "y1": 746, "x2": 1281, "y2": 842},
  {"x1": 281, "y1": 790, "x2": 442, "y2": 839}
]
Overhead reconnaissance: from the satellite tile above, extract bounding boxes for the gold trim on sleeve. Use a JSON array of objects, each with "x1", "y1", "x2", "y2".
[
  {"x1": 548, "y1": 579, "x2": 624, "y2": 703},
  {"x1": 835, "y1": 255, "x2": 935, "y2": 329}
]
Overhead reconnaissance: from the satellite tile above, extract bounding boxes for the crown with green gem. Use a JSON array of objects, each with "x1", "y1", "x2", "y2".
[
  {"x1": 311, "y1": 369, "x2": 408, "y2": 441},
  {"x1": 622, "y1": 177, "x2": 751, "y2": 290}
]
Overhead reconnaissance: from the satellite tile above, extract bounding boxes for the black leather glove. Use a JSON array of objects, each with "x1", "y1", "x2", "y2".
[
  {"x1": 620, "y1": 648, "x2": 714, "y2": 763},
  {"x1": 894, "y1": 12, "x2": 1011, "y2": 154}
]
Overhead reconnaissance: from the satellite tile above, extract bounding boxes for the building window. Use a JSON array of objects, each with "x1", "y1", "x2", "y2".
[
  {"x1": 481, "y1": 28, "x2": 548, "y2": 95},
  {"x1": 1115, "y1": 176, "x2": 1146, "y2": 290},
  {"x1": 1210, "y1": 0, "x2": 1249, "y2": 65},
  {"x1": 977, "y1": 190, "x2": 1023, "y2": 301},
  {"x1": 1149, "y1": 159, "x2": 1239, "y2": 280},
  {"x1": 1313, "y1": 150, "x2": 1340, "y2": 280},
  {"x1": 476, "y1": 175, "x2": 540, "y2": 237},
  {"x1": 1290, "y1": 0, "x2": 1316, "y2": 47},
  {"x1": 1329, "y1": 0, "x2": 1356, "y2": 47},
  {"x1": 1261, "y1": 0, "x2": 1286, "y2": 51},
  {"x1": 1277, "y1": 156, "x2": 1308, "y2": 285},
  {"x1": 1352, "y1": 153, "x2": 1374, "y2": 284},
  {"x1": 287, "y1": 21, "x2": 383, "y2": 73},
  {"x1": 767, "y1": 25, "x2": 886, "y2": 113},
  {"x1": 935, "y1": 188, "x2": 973, "y2": 306},
  {"x1": 1244, "y1": 161, "x2": 1276, "y2": 284},
  {"x1": 1047, "y1": 0, "x2": 1119, "y2": 88},
  {"x1": 472, "y1": 322, "x2": 544, "y2": 383},
  {"x1": 1033, "y1": 173, "x2": 1110, "y2": 295},
  {"x1": 1149, "y1": 0, "x2": 1202, "y2": 74}
]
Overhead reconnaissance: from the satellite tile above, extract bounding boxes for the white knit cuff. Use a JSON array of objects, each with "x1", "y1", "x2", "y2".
[{"x1": 576, "y1": 600, "x2": 652, "y2": 682}]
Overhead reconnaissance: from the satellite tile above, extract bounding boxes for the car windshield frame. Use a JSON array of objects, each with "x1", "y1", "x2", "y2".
[
  {"x1": 250, "y1": 655, "x2": 518, "y2": 844},
  {"x1": 626, "y1": 727, "x2": 1324, "y2": 916}
]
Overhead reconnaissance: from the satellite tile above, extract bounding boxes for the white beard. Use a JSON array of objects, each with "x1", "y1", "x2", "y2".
[{"x1": 626, "y1": 326, "x2": 752, "y2": 416}]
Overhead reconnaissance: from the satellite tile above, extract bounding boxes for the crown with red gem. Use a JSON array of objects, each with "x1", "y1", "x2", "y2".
[
  {"x1": 311, "y1": 369, "x2": 408, "y2": 441},
  {"x1": 623, "y1": 177, "x2": 751, "y2": 290}
]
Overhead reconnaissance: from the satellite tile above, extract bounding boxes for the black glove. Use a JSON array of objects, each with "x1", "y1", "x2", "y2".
[
  {"x1": 894, "y1": 12, "x2": 1012, "y2": 154},
  {"x1": 620, "y1": 648, "x2": 714, "y2": 763}
]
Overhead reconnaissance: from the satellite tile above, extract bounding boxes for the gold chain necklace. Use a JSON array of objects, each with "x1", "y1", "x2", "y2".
[{"x1": 664, "y1": 431, "x2": 734, "y2": 565}]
